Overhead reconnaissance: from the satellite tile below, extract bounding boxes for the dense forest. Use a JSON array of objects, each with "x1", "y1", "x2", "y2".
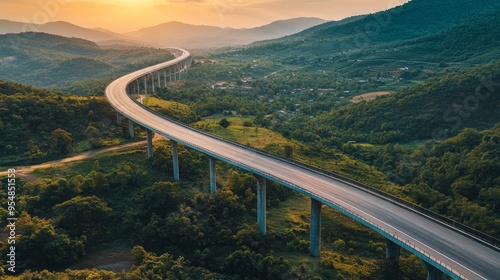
[
  {"x1": 0, "y1": 80, "x2": 126, "y2": 165},
  {"x1": 0, "y1": 138, "x2": 429, "y2": 279}
]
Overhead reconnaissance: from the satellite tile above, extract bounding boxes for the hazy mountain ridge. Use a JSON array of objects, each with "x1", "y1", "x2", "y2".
[
  {"x1": 252, "y1": 15, "x2": 368, "y2": 45},
  {"x1": 0, "y1": 20, "x2": 129, "y2": 43},
  {"x1": 122, "y1": 17, "x2": 328, "y2": 48},
  {"x1": 0, "y1": 17, "x2": 327, "y2": 48},
  {"x1": 0, "y1": 32, "x2": 174, "y2": 88}
]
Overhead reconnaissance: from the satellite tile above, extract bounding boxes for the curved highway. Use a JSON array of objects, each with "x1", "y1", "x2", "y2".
[{"x1": 106, "y1": 49, "x2": 500, "y2": 280}]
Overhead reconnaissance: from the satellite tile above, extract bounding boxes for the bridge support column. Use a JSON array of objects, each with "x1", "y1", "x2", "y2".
[
  {"x1": 151, "y1": 74, "x2": 155, "y2": 94},
  {"x1": 157, "y1": 71, "x2": 161, "y2": 88},
  {"x1": 171, "y1": 140, "x2": 179, "y2": 181},
  {"x1": 257, "y1": 176, "x2": 267, "y2": 236},
  {"x1": 422, "y1": 261, "x2": 443, "y2": 280},
  {"x1": 116, "y1": 112, "x2": 122, "y2": 124},
  {"x1": 164, "y1": 69, "x2": 167, "y2": 86},
  {"x1": 209, "y1": 157, "x2": 217, "y2": 193},
  {"x1": 136, "y1": 81, "x2": 140, "y2": 94},
  {"x1": 144, "y1": 76, "x2": 147, "y2": 94},
  {"x1": 169, "y1": 67, "x2": 172, "y2": 82},
  {"x1": 146, "y1": 129, "x2": 153, "y2": 158},
  {"x1": 129, "y1": 120, "x2": 135, "y2": 138},
  {"x1": 310, "y1": 198, "x2": 322, "y2": 257},
  {"x1": 386, "y1": 239, "x2": 401, "y2": 260}
]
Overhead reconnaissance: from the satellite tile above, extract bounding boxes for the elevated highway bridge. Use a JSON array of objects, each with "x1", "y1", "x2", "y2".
[{"x1": 106, "y1": 48, "x2": 500, "y2": 280}]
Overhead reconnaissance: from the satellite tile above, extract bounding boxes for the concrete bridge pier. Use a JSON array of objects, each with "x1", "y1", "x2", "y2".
[
  {"x1": 151, "y1": 73, "x2": 155, "y2": 94},
  {"x1": 422, "y1": 261, "x2": 443, "y2": 280},
  {"x1": 169, "y1": 67, "x2": 173, "y2": 82},
  {"x1": 129, "y1": 120, "x2": 135, "y2": 138},
  {"x1": 157, "y1": 71, "x2": 161, "y2": 89},
  {"x1": 116, "y1": 112, "x2": 122, "y2": 124},
  {"x1": 146, "y1": 129, "x2": 153, "y2": 159},
  {"x1": 310, "y1": 198, "x2": 322, "y2": 257},
  {"x1": 144, "y1": 76, "x2": 148, "y2": 94},
  {"x1": 256, "y1": 176, "x2": 267, "y2": 236},
  {"x1": 209, "y1": 157, "x2": 217, "y2": 193},
  {"x1": 386, "y1": 239, "x2": 401, "y2": 260},
  {"x1": 136, "y1": 81, "x2": 140, "y2": 94},
  {"x1": 164, "y1": 69, "x2": 167, "y2": 86},
  {"x1": 171, "y1": 140, "x2": 180, "y2": 181}
]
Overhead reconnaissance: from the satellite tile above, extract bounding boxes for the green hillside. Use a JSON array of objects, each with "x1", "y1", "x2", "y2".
[
  {"x1": 298, "y1": 61, "x2": 500, "y2": 145},
  {"x1": 238, "y1": 0, "x2": 500, "y2": 60},
  {"x1": 315, "y1": 0, "x2": 500, "y2": 42},
  {"x1": 363, "y1": 9, "x2": 500, "y2": 63},
  {"x1": 0, "y1": 32, "x2": 174, "y2": 89}
]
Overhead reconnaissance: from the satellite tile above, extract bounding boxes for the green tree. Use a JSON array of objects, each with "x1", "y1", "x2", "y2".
[
  {"x1": 478, "y1": 188, "x2": 500, "y2": 213},
  {"x1": 15, "y1": 214, "x2": 85, "y2": 270},
  {"x1": 224, "y1": 249, "x2": 262, "y2": 277},
  {"x1": 49, "y1": 128, "x2": 76, "y2": 155},
  {"x1": 53, "y1": 196, "x2": 112, "y2": 240},
  {"x1": 284, "y1": 145, "x2": 294, "y2": 158},
  {"x1": 219, "y1": 118, "x2": 230, "y2": 129},
  {"x1": 139, "y1": 181, "x2": 181, "y2": 215},
  {"x1": 85, "y1": 125, "x2": 102, "y2": 148}
]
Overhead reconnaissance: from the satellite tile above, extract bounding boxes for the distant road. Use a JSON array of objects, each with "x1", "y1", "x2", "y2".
[{"x1": 106, "y1": 49, "x2": 499, "y2": 280}]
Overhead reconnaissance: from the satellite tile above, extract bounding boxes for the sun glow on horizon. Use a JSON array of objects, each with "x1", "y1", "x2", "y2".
[{"x1": 0, "y1": 0, "x2": 410, "y2": 33}]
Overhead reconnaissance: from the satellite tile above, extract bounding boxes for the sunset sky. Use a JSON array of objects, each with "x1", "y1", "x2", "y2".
[{"x1": 0, "y1": 0, "x2": 410, "y2": 33}]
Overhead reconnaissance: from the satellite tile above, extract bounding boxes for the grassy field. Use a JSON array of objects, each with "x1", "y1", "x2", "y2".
[
  {"x1": 144, "y1": 96, "x2": 198, "y2": 122},
  {"x1": 144, "y1": 96, "x2": 190, "y2": 112},
  {"x1": 351, "y1": 91, "x2": 391, "y2": 103},
  {"x1": 194, "y1": 115, "x2": 293, "y2": 149}
]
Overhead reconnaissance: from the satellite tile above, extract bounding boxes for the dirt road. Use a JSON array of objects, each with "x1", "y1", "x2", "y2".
[{"x1": 0, "y1": 134, "x2": 166, "y2": 181}]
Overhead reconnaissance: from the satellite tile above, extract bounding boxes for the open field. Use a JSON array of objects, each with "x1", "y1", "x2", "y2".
[{"x1": 351, "y1": 91, "x2": 391, "y2": 103}]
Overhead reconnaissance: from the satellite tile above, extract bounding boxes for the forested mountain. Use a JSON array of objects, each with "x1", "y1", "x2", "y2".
[
  {"x1": 291, "y1": 61, "x2": 500, "y2": 145},
  {"x1": 0, "y1": 32, "x2": 174, "y2": 88},
  {"x1": 388, "y1": 9, "x2": 500, "y2": 63},
  {"x1": 314, "y1": 0, "x2": 500, "y2": 42},
  {"x1": 239, "y1": 0, "x2": 500, "y2": 59}
]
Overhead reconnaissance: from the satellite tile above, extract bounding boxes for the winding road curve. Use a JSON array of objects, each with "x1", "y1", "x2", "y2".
[{"x1": 105, "y1": 49, "x2": 500, "y2": 280}]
